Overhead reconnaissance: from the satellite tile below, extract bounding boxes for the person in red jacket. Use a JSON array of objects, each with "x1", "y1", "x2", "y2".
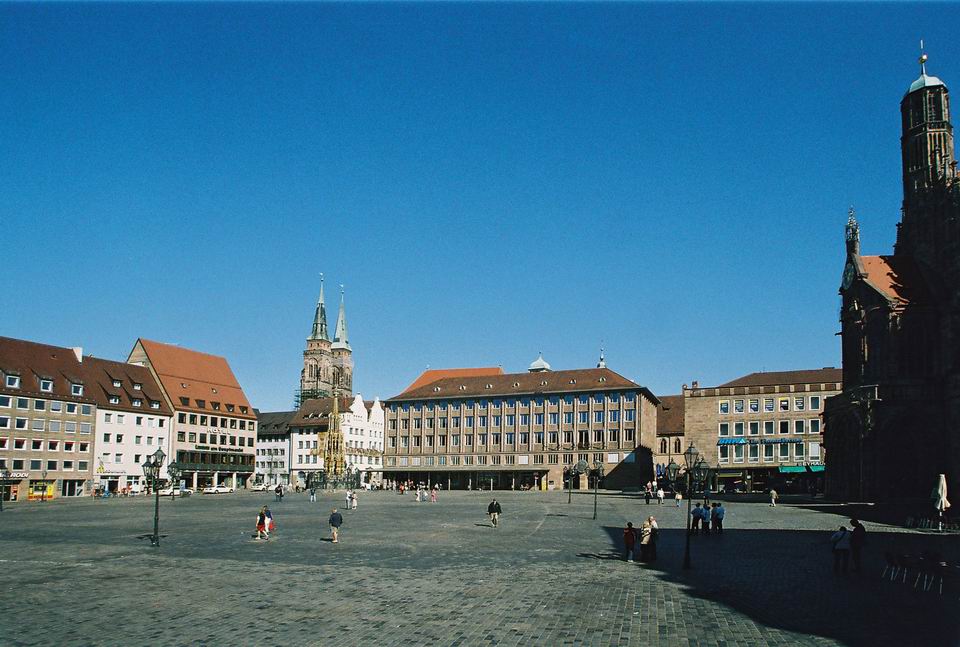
[{"x1": 623, "y1": 522, "x2": 638, "y2": 562}]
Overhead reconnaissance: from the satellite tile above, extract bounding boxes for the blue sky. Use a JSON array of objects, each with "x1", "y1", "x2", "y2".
[{"x1": 1, "y1": 3, "x2": 956, "y2": 410}]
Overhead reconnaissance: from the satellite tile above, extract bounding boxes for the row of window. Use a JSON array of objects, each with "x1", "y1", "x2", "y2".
[
  {"x1": 0, "y1": 396, "x2": 93, "y2": 416},
  {"x1": 177, "y1": 397, "x2": 248, "y2": 415},
  {"x1": 719, "y1": 396, "x2": 823, "y2": 415},
  {"x1": 4, "y1": 374, "x2": 84, "y2": 396},
  {"x1": 386, "y1": 451, "x2": 628, "y2": 467},
  {"x1": 0, "y1": 457, "x2": 87, "y2": 472},
  {"x1": 177, "y1": 431, "x2": 254, "y2": 448},
  {"x1": 257, "y1": 448, "x2": 286, "y2": 456},
  {"x1": 389, "y1": 410, "x2": 636, "y2": 430},
  {"x1": 100, "y1": 452, "x2": 158, "y2": 465},
  {"x1": 256, "y1": 460, "x2": 287, "y2": 469},
  {"x1": 719, "y1": 420, "x2": 822, "y2": 436},
  {"x1": 0, "y1": 438, "x2": 90, "y2": 452},
  {"x1": 294, "y1": 454, "x2": 383, "y2": 466},
  {"x1": 101, "y1": 433, "x2": 164, "y2": 447},
  {"x1": 389, "y1": 429, "x2": 636, "y2": 449},
  {"x1": 718, "y1": 442, "x2": 822, "y2": 462},
  {"x1": 103, "y1": 413, "x2": 165, "y2": 428},
  {"x1": 106, "y1": 394, "x2": 161, "y2": 409},
  {"x1": 0, "y1": 417, "x2": 92, "y2": 433},
  {"x1": 391, "y1": 393, "x2": 638, "y2": 413},
  {"x1": 177, "y1": 412, "x2": 256, "y2": 431}
]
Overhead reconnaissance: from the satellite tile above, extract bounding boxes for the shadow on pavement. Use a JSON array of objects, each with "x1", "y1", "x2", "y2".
[{"x1": 600, "y1": 523, "x2": 960, "y2": 647}]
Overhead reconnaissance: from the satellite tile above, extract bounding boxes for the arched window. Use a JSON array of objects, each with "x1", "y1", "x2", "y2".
[
  {"x1": 659, "y1": 439, "x2": 667, "y2": 454},
  {"x1": 674, "y1": 438, "x2": 681, "y2": 453}
]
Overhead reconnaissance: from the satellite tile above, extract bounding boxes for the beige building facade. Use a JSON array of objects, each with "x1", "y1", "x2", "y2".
[{"x1": 383, "y1": 357, "x2": 659, "y2": 491}]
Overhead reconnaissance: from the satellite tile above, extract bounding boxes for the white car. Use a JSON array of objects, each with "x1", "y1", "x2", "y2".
[
  {"x1": 158, "y1": 487, "x2": 194, "y2": 497},
  {"x1": 250, "y1": 483, "x2": 270, "y2": 492},
  {"x1": 202, "y1": 485, "x2": 235, "y2": 494}
]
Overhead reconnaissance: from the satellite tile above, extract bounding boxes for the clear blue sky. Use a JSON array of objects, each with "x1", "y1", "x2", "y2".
[{"x1": 1, "y1": 3, "x2": 956, "y2": 411}]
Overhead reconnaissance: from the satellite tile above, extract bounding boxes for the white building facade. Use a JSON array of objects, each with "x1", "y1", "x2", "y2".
[{"x1": 255, "y1": 411, "x2": 293, "y2": 486}]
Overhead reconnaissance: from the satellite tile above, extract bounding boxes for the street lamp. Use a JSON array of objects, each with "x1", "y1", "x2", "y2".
[
  {"x1": 141, "y1": 447, "x2": 166, "y2": 547},
  {"x1": 681, "y1": 443, "x2": 701, "y2": 570},
  {"x1": 0, "y1": 468, "x2": 9, "y2": 512},
  {"x1": 167, "y1": 462, "x2": 182, "y2": 501},
  {"x1": 592, "y1": 461, "x2": 605, "y2": 520}
]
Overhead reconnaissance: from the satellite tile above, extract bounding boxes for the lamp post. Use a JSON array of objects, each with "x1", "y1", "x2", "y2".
[
  {"x1": 592, "y1": 461, "x2": 605, "y2": 520},
  {"x1": 0, "y1": 468, "x2": 8, "y2": 512},
  {"x1": 681, "y1": 443, "x2": 703, "y2": 570},
  {"x1": 141, "y1": 447, "x2": 166, "y2": 547},
  {"x1": 40, "y1": 468, "x2": 48, "y2": 502},
  {"x1": 564, "y1": 466, "x2": 572, "y2": 504},
  {"x1": 167, "y1": 462, "x2": 182, "y2": 501}
]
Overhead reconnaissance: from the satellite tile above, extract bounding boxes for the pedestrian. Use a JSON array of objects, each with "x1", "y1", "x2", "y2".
[
  {"x1": 351, "y1": 490, "x2": 358, "y2": 511},
  {"x1": 830, "y1": 525, "x2": 851, "y2": 573},
  {"x1": 769, "y1": 488, "x2": 778, "y2": 507},
  {"x1": 656, "y1": 488, "x2": 664, "y2": 505},
  {"x1": 623, "y1": 522, "x2": 638, "y2": 562},
  {"x1": 690, "y1": 503, "x2": 702, "y2": 534},
  {"x1": 675, "y1": 491, "x2": 683, "y2": 507},
  {"x1": 850, "y1": 518, "x2": 866, "y2": 573},
  {"x1": 309, "y1": 487, "x2": 317, "y2": 503},
  {"x1": 639, "y1": 516, "x2": 659, "y2": 562},
  {"x1": 487, "y1": 499, "x2": 502, "y2": 528},
  {"x1": 329, "y1": 508, "x2": 343, "y2": 543},
  {"x1": 255, "y1": 505, "x2": 270, "y2": 540},
  {"x1": 345, "y1": 489, "x2": 352, "y2": 509},
  {"x1": 701, "y1": 503, "x2": 712, "y2": 535},
  {"x1": 644, "y1": 488, "x2": 651, "y2": 505},
  {"x1": 430, "y1": 488, "x2": 438, "y2": 503},
  {"x1": 714, "y1": 502, "x2": 725, "y2": 534},
  {"x1": 274, "y1": 484, "x2": 283, "y2": 503}
]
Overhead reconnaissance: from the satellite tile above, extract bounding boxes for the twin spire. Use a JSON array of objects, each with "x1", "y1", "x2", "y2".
[{"x1": 309, "y1": 274, "x2": 351, "y2": 351}]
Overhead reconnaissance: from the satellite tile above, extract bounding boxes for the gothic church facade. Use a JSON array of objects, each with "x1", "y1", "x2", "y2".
[{"x1": 298, "y1": 277, "x2": 353, "y2": 405}]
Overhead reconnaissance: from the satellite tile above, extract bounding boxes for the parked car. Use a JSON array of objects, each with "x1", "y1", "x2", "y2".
[
  {"x1": 157, "y1": 487, "x2": 194, "y2": 497},
  {"x1": 250, "y1": 483, "x2": 270, "y2": 492},
  {"x1": 202, "y1": 485, "x2": 235, "y2": 494}
]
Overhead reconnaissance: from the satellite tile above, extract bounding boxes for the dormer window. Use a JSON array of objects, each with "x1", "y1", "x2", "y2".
[
  {"x1": 485, "y1": 384, "x2": 492, "y2": 389},
  {"x1": 179, "y1": 397, "x2": 189, "y2": 406},
  {"x1": 196, "y1": 399, "x2": 205, "y2": 408},
  {"x1": 133, "y1": 383, "x2": 142, "y2": 391},
  {"x1": 150, "y1": 401, "x2": 160, "y2": 409},
  {"x1": 112, "y1": 379, "x2": 121, "y2": 388},
  {"x1": 599, "y1": 377, "x2": 606, "y2": 383},
  {"x1": 71, "y1": 383, "x2": 83, "y2": 396},
  {"x1": 513, "y1": 382, "x2": 520, "y2": 387},
  {"x1": 459, "y1": 385, "x2": 466, "y2": 391},
  {"x1": 540, "y1": 380, "x2": 548, "y2": 386},
  {"x1": 211, "y1": 388, "x2": 218, "y2": 394},
  {"x1": 108, "y1": 396, "x2": 121, "y2": 405},
  {"x1": 40, "y1": 379, "x2": 53, "y2": 392},
  {"x1": 226, "y1": 404, "x2": 235, "y2": 412},
  {"x1": 132, "y1": 399, "x2": 142, "y2": 407},
  {"x1": 239, "y1": 406, "x2": 248, "y2": 414},
  {"x1": 212, "y1": 402, "x2": 221, "y2": 411},
  {"x1": 180, "y1": 383, "x2": 187, "y2": 388},
  {"x1": 433, "y1": 386, "x2": 441, "y2": 392},
  {"x1": 5, "y1": 375, "x2": 20, "y2": 389}
]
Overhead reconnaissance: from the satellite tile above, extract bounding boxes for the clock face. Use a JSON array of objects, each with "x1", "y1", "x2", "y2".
[{"x1": 842, "y1": 262, "x2": 855, "y2": 290}]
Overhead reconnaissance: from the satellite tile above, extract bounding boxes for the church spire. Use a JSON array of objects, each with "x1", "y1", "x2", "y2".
[
  {"x1": 332, "y1": 285, "x2": 351, "y2": 351},
  {"x1": 597, "y1": 346, "x2": 606, "y2": 369},
  {"x1": 845, "y1": 207, "x2": 860, "y2": 256},
  {"x1": 309, "y1": 274, "x2": 330, "y2": 341}
]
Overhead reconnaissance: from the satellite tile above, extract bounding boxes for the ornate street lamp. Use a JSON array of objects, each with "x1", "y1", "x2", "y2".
[
  {"x1": 681, "y1": 443, "x2": 700, "y2": 570},
  {"x1": 591, "y1": 461, "x2": 605, "y2": 520},
  {"x1": 0, "y1": 468, "x2": 9, "y2": 512},
  {"x1": 167, "y1": 462, "x2": 182, "y2": 501},
  {"x1": 141, "y1": 447, "x2": 166, "y2": 547},
  {"x1": 665, "y1": 457, "x2": 680, "y2": 487}
]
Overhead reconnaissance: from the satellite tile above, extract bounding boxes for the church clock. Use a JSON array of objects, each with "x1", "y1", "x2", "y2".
[{"x1": 842, "y1": 261, "x2": 856, "y2": 290}]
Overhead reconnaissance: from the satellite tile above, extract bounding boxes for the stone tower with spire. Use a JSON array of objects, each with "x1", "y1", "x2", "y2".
[{"x1": 298, "y1": 276, "x2": 353, "y2": 406}]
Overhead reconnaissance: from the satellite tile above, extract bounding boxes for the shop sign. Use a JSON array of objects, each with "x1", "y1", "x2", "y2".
[{"x1": 3, "y1": 472, "x2": 29, "y2": 479}]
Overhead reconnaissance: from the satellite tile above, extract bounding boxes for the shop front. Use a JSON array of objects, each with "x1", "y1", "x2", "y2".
[
  {"x1": 0, "y1": 472, "x2": 28, "y2": 502},
  {"x1": 384, "y1": 469, "x2": 550, "y2": 491},
  {"x1": 28, "y1": 479, "x2": 56, "y2": 501}
]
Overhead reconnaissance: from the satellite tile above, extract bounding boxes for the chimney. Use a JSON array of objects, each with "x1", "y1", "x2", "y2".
[
  {"x1": 691, "y1": 380, "x2": 699, "y2": 389},
  {"x1": 72, "y1": 347, "x2": 83, "y2": 363}
]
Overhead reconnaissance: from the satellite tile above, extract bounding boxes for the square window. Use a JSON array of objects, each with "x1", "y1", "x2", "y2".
[
  {"x1": 15, "y1": 417, "x2": 28, "y2": 429},
  {"x1": 778, "y1": 398, "x2": 790, "y2": 411},
  {"x1": 749, "y1": 421, "x2": 760, "y2": 435},
  {"x1": 749, "y1": 399, "x2": 759, "y2": 413},
  {"x1": 66, "y1": 403, "x2": 77, "y2": 414},
  {"x1": 719, "y1": 400, "x2": 730, "y2": 414},
  {"x1": 734, "y1": 422, "x2": 744, "y2": 436},
  {"x1": 6, "y1": 375, "x2": 21, "y2": 388},
  {"x1": 718, "y1": 446, "x2": 729, "y2": 462},
  {"x1": 16, "y1": 398, "x2": 27, "y2": 410},
  {"x1": 0, "y1": 395, "x2": 9, "y2": 408},
  {"x1": 810, "y1": 419, "x2": 821, "y2": 434},
  {"x1": 718, "y1": 423, "x2": 729, "y2": 437},
  {"x1": 34, "y1": 400, "x2": 46, "y2": 411},
  {"x1": 810, "y1": 396, "x2": 821, "y2": 411},
  {"x1": 734, "y1": 400, "x2": 744, "y2": 413},
  {"x1": 779, "y1": 421, "x2": 790, "y2": 434},
  {"x1": 50, "y1": 401, "x2": 62, "y2": 412},
  {"x1": 794, "y1": 397, "x2": 805, "y2": 411},
  {"x1": 71, "y1": 383, "x2": 83, "y2": 396},
  {"x1": 763, "y1": 398, "x2": 774, "y2": 412},
  {"x1": 794, "y1": 420, "x2": 805, "y2": 434}
]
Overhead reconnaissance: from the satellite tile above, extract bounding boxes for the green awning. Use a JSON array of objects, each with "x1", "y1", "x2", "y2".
[
  {"x1": 778, "y1": 466, "x2": 807, "y2": 473},
  {"x1": 809, "y1": 465, "x2": 825, "y2": 473}
]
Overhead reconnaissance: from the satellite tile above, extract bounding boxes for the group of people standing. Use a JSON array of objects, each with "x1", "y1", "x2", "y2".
[
  {"x1": 623, "y1": 517, "x2": 659, "y2": 562},
  {"x1": 689, "y1": 502, "x2": 725, "y2": 534}
]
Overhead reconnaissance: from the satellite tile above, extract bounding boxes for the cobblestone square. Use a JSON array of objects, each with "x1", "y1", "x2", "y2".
[{"x1": 0, "y1": 491, "x2": 957, "y2": 646}]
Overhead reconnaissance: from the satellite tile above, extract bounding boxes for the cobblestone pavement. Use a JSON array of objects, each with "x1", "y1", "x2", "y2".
[{"x1": 0, "y1": 491, "x2": 957, "y2": 646}]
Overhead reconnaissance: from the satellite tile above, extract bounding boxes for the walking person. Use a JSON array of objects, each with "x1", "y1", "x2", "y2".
[
  {"x1": 850, "y1": 518, "x2": 866, "y2": 573},
  {"x1": 351, "y1": 490, "x2": 358, "y2": 511},
  {"x1": 769, "y1": 488, "x2": 778, "y2": 507},
  {"x1": 264, "y1": 506, "x2": 275, "y2": 534},
  {"x1": 345, "y1": 489, "x2": 353, "y2": 509},
  {"x1": 309, "y1": 487, "x2": 317, "y2": 503},
  {"x1": 656, "y1": 488, "x2": 664, "y2": 505},
  {"x1": 830, "y1": 525, "x2": 851, "y2": 574},
  {"x1": 274, "y1": 484, "x2": 284, "y2": 503},
  {"x1": 639, "y1": 516, "x2": 659, "y2": 562},
  {"x1": 329, "y1": 508, "x2": 343, "y2": 543},
  {"x1": 701, "y1": 503, "x2": 712, "y2": 535},
  {"x1": 714, "y1": 502, "x2": 725, "y2": 534},
  {"x1": 430, "y1": 488, "x2": 438, "y2": 503},
  {"x1": 487, "y1": 499, "x2": 502, "y2": 528},
  {"x1": 690, "y1": 503, "x2": 702, "y2": 535},
  {"x1": 675, "y1": 490, "x2": 683, "y2": 508},
  {"x1": 255, "y1": 505, "x2": 270, "y2": 541},
  {"x1": 644, "y1": 488, "x2": 651, "y2": 505},
  {"x1": 623, "y1": 522, "x2": 638, "y2": 562}
]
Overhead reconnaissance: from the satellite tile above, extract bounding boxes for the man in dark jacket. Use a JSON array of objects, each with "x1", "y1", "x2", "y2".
[
  {"x1": 850, "y1": 518, "x2": 866, "y2": 572},
  {"x1": 329, "y1": 508, "x2": 343, "y2": 543},
  {"x1": 623, "y1": 522, "x2": 638, "y2": 561},
  {"x1": 487, "y1": 499, "x2": 502, "y2": 527}
]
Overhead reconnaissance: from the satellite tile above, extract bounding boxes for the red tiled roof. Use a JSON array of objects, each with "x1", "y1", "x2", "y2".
[
  {"x1": 859, "y1": 255, "x2": 929, "y2": 306},
  {"x1": 656, "y1": 395, "x2": 685, "y2": 436},
  {"x1": 718, "y1": 368, "x2": 843, "y2": 389},
  {"x1": 290, "y1": 397, "x2": 354, "y2": 428},
  {"x1": 401, "y1": 367, "x2": 504, "y2": 394},
  {"x1": 131, "y1": 339, "x2": 255, "y2": 419},
  {"x1": 390, "y1": 367, "x2": 658, "y2": 403},
  {"x1": 0, "y1": 337, "x2": 92, "y2": 403},
  {"x1": 82, "y1": 356, "x2": 173, "y2": 416}
]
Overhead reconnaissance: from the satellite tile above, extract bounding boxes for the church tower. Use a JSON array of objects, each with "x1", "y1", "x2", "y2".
[
  {"x1": 330, "y1": 285, "x2": 354, "y2": 395},
  {"x1": 897, "y1": 49, "x2": 957, "y2": 260},
  {"x1": 298, "y1": 275, "x2": 348, "y2": 405}
]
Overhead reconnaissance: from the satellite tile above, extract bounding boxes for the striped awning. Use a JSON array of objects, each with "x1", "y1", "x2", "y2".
[{"x1": 717, "y1": 438, "x2": 747, "y2": 445}]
